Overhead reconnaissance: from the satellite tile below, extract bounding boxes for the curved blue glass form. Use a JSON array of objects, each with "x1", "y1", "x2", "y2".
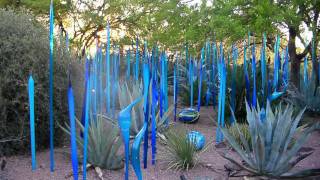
[
  {"x1": 131, "y1": 122, "x2": 147, "y2": 180},
  {"x1": 118, "y1": 97, "x2": 142, "y2": 180}
]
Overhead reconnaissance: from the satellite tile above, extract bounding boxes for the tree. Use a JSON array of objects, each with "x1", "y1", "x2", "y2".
[{"x1": 207, "y1": 0, "x2": 320, "y2": 87}]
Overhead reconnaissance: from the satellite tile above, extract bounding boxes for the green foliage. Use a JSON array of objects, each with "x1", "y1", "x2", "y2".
[
  {"x1": 221, "y1": 101, "x2": 320, "y2": 178},
  {"x1": 161, "y1": 127, "x2": 198, "y2": 171},
  {"x1": 61, "y1": 115, "x2": 123, "y2": 169},
  {"x1": 0, "y1": 9, "x2": 75, "y2": 155}
]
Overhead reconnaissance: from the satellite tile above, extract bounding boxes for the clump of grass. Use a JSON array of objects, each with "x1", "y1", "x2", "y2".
[{"x1": 161, "y1": 127, "x2": 205, "y2": 171}]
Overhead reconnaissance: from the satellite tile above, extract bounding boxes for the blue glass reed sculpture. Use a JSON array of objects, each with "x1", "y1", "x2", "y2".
[
  {"x1": 67, "y1": 80, "x2": 78, "y2": 180},
  {"x1": 143, "y1": 61, "x2": 150, "y2": 169},
  {"x1": 82, "y1": 66, "x2": 91, "y2": 180},
  {"x1": 28, "y1": 75, "x2": 36, "y2": 171},
  {"x1": 106, "y1": 22, "x2": 111, "y2": 113},
  {"x1": 118, "y1": 97, "x2": 142, "y2": 180},
  {"x1": 197, "y1": 48, "x2": 204, "y2": 112},
  {"x1": 49, "y1": 0, "x2": 55, "y2": 171},
  {"x1": 252, "y1": 41, "x2": 257, "y2": 108}
]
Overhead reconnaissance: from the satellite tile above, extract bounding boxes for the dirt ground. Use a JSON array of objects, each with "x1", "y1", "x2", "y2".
[{"x1": 1, "y1": 106, "x2": 320, "y2": 180}]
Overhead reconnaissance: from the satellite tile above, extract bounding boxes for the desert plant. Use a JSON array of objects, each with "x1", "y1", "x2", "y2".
[
  {"x1": 161, "y1": 127, "x2": 198, "y2": 170},
  {"x1": 287, "y1": 77, "x2": 320, "y2": 116},
  {"x1": 221, "y1": 101, "x2": 320, "y2": 178},
  {"x1": 60, "y1": 115, "x2": 123, "y2": 170},
  {"x1": 0, "y1": 9, "x2": 81, "y2": 155},
  {"x1": 118, "y1": 80, "x2": 144, "y2": 135}
]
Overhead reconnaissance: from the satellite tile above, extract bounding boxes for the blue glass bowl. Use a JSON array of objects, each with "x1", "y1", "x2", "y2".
[
  {"x1": 178, "y1": 108, "x2": 200, "y2": 123},
  {"x1": 187, "y1": 131, "x2": 205, "y2": 150}
]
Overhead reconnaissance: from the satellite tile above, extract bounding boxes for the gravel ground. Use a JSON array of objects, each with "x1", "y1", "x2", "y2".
[{"x1": 1, "y1": 106, "x2": 320, "y2": 180}]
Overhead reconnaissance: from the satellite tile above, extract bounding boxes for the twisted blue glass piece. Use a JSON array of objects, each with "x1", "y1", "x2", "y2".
[
  {"x1": 118, "y1": 97, "x2": 142, "y2": 180},
  {"x1": 28, "y1": 75, "x2": 36, "y2": 171},
  {"x1": 197, "y1": 48, "x2": 204, "y2": 112},
  {"x1": 67, "y1": 81, "x2": 78, "y2": 180},
  {"x1": 49, "y1": 0, "x2": 55, "y2": 171}
]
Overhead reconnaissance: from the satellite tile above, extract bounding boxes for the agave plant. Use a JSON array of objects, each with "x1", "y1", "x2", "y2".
[
  {"x1": 60, "y1": 115, "x2": 123, "y2": 170},
  {"x1": 226, "y1": 123, "x2": 251, "y2": 150},
  {"x1": 287, "y1": 77, "x2": 320, "y2": 116},
  {"x1": 118, "y1": 80, "x2": 144, "y2": 135},
  {"x1": 221, "y1": 101, "x2": 320, "y2": 178}
]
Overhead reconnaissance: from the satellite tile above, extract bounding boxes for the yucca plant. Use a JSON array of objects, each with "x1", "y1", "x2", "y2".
[
  {"x1": 161, "y1": 127, "x2": 198, "y2": 170},
  {"x1": 60, "y1": 115, "x2": 123, "y2": 170},
  {"x1": 221, "y1": 101, "x2": 320, "y2": 178}
]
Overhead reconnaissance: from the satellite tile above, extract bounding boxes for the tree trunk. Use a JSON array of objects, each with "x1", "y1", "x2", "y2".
[{"x1": 288, "y1": 27, "x2": 300, "y2": 88}]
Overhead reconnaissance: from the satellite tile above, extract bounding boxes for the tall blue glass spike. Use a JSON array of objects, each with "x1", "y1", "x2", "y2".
[
  {"x1": 135, "y1": 37, "x2": 139, "y2": 81},
  {"x1": 243, "y1": 41, "x2": 250, "y2": 104},
  {"x1": 252, "y1": 40, "x2": 257, "y2": 108},
  {"x1": 273, "y1": 35, "x2": 280, "y2": 90},
  {"x1": 212, "y1": 42, "x2": 217, "y2": 107},
  {"x1": 28, "y1": 75, "x2": 36, "y2": 171},
  {"x1": 49, "y1": 0, "x2": 55, "y2": 171},
  {"x1": 174, "y1": 57, "x2": 177, "y2": 121},
  {"x1": 197, "y1": 48, "x2": 204, "y2": 112},
  {"x1": 82, "y1": 67, "x2": 91, "y2": 180},
  {"x1": 143, "y1": 61, "x2": 150, "y2": 169},
  {"x1": 118, "y1": 97, "x2": 142, "y2": 180},
  {"x1": 106, "y1": 22, "x2": 111, "y2": 113},
  {"x1": 126, "y1": 49, "x2": 130, "y2": 79},
  {"x1": 151, "y1": 74, "x2": 158, "y2": 165},
  {"x1": 67, "y1": 81, "x2": 78, "y2": 180},
  {"x1": 261, "y1": 33, "x2": 267, "y2": 94},
  {"x1": 304, "y1": 56, "x2": 308, "y2": 86},
  {"x1": 231, "y1": 44, "x2": 238, "y2": 124},
  {"x1": 190, "y1": 58, "x2": 194, "y2": 107}
]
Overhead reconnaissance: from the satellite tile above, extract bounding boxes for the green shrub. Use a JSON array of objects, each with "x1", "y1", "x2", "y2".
[{"x1": 0, "y1": 9, "x2": 77, "y2": 155}]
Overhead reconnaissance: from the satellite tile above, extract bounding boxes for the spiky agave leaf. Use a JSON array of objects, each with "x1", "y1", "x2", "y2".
[
  {"x1": 221, "y1": 101, "x2": 320, "y2": 178},
  {"x1": 60, "y1": 115, "x2": 124, "y2": 170}
]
